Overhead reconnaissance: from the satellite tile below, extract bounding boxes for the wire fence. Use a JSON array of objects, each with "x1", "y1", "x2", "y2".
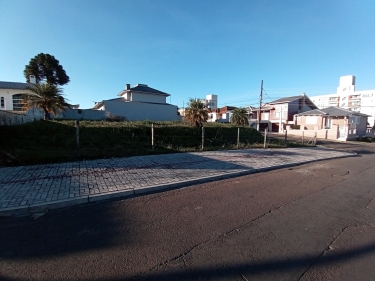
[{"x1": 1, "y1": 120, "x2": 315, "y2": 166}]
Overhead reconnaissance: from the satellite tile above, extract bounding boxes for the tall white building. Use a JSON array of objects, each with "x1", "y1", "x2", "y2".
[
  {"x1": 205, "y1": 94, "x2": 218, "y2": 110},
  {"x1": 310, "y1": 75, "x2": 375, "y2": 126}
]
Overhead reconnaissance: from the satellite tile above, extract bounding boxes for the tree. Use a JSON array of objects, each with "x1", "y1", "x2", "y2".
[
  {"x1": 184, "y1": 98, "x2": 209, "y2": 127},
  {"x1": 24, "y1": 53, "x2": 70, "y2": 86},
  {"x1": 23, "y1": 83, "x2": 70, "y2": 120},
  {"x1": 230, "y1": 107, "x2": 249, "y2": 126}
]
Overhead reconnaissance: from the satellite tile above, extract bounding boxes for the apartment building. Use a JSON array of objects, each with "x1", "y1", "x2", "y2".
[{"x1": 310, "y1": 76, "x2": 375, "y2": 126}]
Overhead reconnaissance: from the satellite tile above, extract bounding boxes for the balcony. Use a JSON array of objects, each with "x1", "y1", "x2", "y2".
[{"x1": 349, "y1": 95, "x2": 361, "y2": 101}]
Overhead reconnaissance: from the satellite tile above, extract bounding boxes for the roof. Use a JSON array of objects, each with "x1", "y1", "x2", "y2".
[
  {"x1": 0, "y1": 81, "x2": 30, "y2": 90},
  {"x1": 118, "y1": 84, "x2": 170, "y2": 97},
  {"x1": 269, "y1": 95, "x2": 304, "y2": 104},
  {"x1": 297, "y1": 106, "x2": 370, "y2": 117},
  {"x1": 296, "y1": 109, "x2": 327, "y2": 115},
  {"x1": 250, "y1": 105, "x2": 275, "y2": 111}
]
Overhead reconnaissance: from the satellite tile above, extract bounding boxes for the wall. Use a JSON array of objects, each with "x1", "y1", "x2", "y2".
[
  {"x1": 52, "y1": 108, "x2": 106, "y2": 120},
  {"x1": 131, "y1": 92, "x2": 166, "y2": 104},
  {"x1": 0, "y1": 108, "x2": 43, "y2": 125},
  {"x1": 287, "y1": 125, "x2": 339, "y2": 140},
  {"x1": 104, "y1": 100, "x2": 180, "y2": 121}
]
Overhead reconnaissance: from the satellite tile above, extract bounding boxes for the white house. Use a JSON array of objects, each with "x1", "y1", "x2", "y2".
[
  {"x1": 310, "y1": 76, "x2": 375, "y2": 126},
  {"x1": 90, "y1": 84, "x2": 180, "y2": 121},
  {"x1": 0, "y1": 78, "x2": 44, "y2": 125}
]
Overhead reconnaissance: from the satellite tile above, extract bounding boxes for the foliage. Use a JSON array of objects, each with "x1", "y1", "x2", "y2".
[
  {"x1": 23, "y1": 83, "x2": 70, "y2": 120},
  {"x1": 0, "y1": 120, "x2": 315, "y2": 166},
  {"x1": 0, "y1": 121, "x2": 266, "y2": 166},
  {"x1": 290, "y1": 124, "x2": 300, "y2": 130},
  {"x1": 105, "y1": 115, "x2": 127, "y2": 122},
  {"x1": 184, "y1": 98, "x2": 209, "y2": 127},
  {"x1": 105, "y1": 111, "x2": 127, "y2": 122},
  {"x1": 356, "y1": 137, "x2": 374, "y2": 143},
  {"x1": 230, "y1": 107, "x2": 248, "y2": 126},
  {"x1": 24, "y1": 53, "x2": 70, "y2": 85}
]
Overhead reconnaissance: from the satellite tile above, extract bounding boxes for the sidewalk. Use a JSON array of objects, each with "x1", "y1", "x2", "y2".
[{"x1": 0, "y1": 147, "x2": 355, "y2": 216}]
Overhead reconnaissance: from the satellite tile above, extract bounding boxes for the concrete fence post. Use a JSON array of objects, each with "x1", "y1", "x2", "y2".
[
  {"x1": 75, "y1": 120, "x2": 80, "y2": 151},
  {"x1": 201, "y1": 126, "x2": 205, "y2": 150},
  {"x1": 151, "y1": 123, "x2": 154, "y2": 152},
  {"x1": 237, "y1": 127, "x2": 240, "y2": 149},
  {"x1": 264, "y1": 129, "x2": 267, "y2": 148},
  {"x1": 302, "y1": 131, "x2": 304, "y2": 145}
]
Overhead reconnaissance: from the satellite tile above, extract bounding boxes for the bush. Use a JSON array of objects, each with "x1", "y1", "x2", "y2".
[
  {"x1": 105, "y1": 115, "x2": 126, "y2": 122},
  {"x1": 356, "y1": 137, "x2": 374, "y2": 143},
  {"x1": 0, "y1": 120, "x2": 309, "y2": 166},
  {"x1": 290, "y1": 124, "x2": 300, "y2": 130}
]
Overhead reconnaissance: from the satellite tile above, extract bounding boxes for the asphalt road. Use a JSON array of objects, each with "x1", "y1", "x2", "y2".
[{"x1": 1, "y1": 141, "x2": 375, "y2": 281}]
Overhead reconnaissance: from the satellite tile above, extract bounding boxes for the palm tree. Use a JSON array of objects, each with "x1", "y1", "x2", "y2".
[
  {"x1": 230, "y1": 107, "x2": 249, "y2": 126},
  {"x1": 184, "y1": 98, "x2": 209, "y2": 127},
  {"x1": 23, "y1": 83, "x2": 70, "y2": 120}
]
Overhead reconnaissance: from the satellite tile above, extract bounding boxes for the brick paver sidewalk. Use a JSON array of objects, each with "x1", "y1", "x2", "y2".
[{"x1": 0, "y1": 147, "x2": 355, "y2": 215}]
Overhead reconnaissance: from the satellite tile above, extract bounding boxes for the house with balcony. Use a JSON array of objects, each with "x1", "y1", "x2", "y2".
[{"x1": 250, "y1": 94, "x2": 318, "y2": 132}]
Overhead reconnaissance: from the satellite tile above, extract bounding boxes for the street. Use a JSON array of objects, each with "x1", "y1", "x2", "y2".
[{"x1": 1, "y1": 141, "x2": 375, "y2": 280}]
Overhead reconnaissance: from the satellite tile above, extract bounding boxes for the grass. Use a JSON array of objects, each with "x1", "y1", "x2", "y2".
[{"x1": 0, "y1": 120, "x2": 314, "y2": 166}]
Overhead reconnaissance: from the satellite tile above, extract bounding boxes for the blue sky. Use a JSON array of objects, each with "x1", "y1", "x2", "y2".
[{"x1": 1, "y1": 0, "x2": 374, "y2": 109}]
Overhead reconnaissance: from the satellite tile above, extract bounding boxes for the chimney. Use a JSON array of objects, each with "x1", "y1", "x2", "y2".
[
  {"x1": 29, "y1": 75, "x2": 36, "y2": 84},
  {"x1": 126, "y1": 84, "x2": 130, "y2": 90}
]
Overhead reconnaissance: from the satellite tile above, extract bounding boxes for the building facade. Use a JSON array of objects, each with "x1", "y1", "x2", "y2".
[
  {"x1": 0, "y1": 79, "x2": 44, "y2": 125},
  {"x1": 90, "y1": 83, "x2": 180, "y2": 121},
  {"x1": 310, "y1": 76, "x2": 375, "y2": 126}
]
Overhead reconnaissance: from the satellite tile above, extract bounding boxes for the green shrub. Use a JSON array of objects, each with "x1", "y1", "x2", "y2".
[
  {"x1": 0, "y1": 120, "x2": 308, "y2": 166},
  {"x1": 290, "y1": 124, "x2": 300, "y2": 130},
  {"x1": 356, "y1": 137, "x2": 374, "y2": 143}
]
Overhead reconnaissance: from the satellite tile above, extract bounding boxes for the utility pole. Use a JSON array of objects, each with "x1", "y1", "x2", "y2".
[{"x1": 257, "y1": 80, "x2": 263, "y2": 131}]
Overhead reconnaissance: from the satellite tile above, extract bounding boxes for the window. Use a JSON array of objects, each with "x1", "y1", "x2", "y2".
[
  {"x1": 349, "y1": 116, "x2": 359, "y2": 124},
  {"x1": 306, "y1": 116, "x2": 317, "y2": 124},
  {"x1": 0, "y1": 97, "x2": 4, "y2": 108},
  {"x1": 13, "y1": 94, "x2": 26, "y2": 111}
]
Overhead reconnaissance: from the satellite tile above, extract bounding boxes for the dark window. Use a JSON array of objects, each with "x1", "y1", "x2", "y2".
[
  {"x1": 78, "y1": 109, "x2": 82, "y2": 114},
  {"x1": 0, "y1": 97, "x2": 4, "y2": 108},
  {"x1": 13, "y1": 94, "x2": 26, "y2": 111}
]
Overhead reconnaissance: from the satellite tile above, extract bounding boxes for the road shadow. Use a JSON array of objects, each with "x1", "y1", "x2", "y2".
[
  {"x1": 0, "y1": 200, "x2": 132, "y2": 260},
  {"x1": 1, "y1": 238, "x2": 375, "y2": 280},
  {"x1": 123, "y1": 241, "x2": 375, "y2": 280}
]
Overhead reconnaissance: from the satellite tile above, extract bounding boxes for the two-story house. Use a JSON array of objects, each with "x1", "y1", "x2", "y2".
[{"x1": 250, "y1": 94, "x2": 318, "y2": 132}]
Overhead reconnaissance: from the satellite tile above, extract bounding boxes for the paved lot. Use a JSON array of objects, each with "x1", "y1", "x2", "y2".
[{"x1": 0, "y1": 147, "x2": 355, "y2": 215}]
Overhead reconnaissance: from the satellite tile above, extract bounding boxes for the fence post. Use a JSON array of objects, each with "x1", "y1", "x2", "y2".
[
  {"x1": 151, "y1": 123, "x2": 154, "y2": 152},
  {"x1": 284, "y1": 130, "x2": 287, "y2": 141},
  {"x1": 314, "y1": 132, "x2": 317, "y2": 145},
  {"x1": 302, "y1": 131, "x2": 304, "y2": 144},
  {"x1": 75, "y1": 120, "x2": 80, "y2": 152},
  {"x1": 237, "y1": 127, "x2": 240, "y2": 149},
  {"x1": 201, "y1": 126, "x2": 205, "y2": 150},
  {"x1": 263, "y1": 129, "x2": 267, "y2": 148}
]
